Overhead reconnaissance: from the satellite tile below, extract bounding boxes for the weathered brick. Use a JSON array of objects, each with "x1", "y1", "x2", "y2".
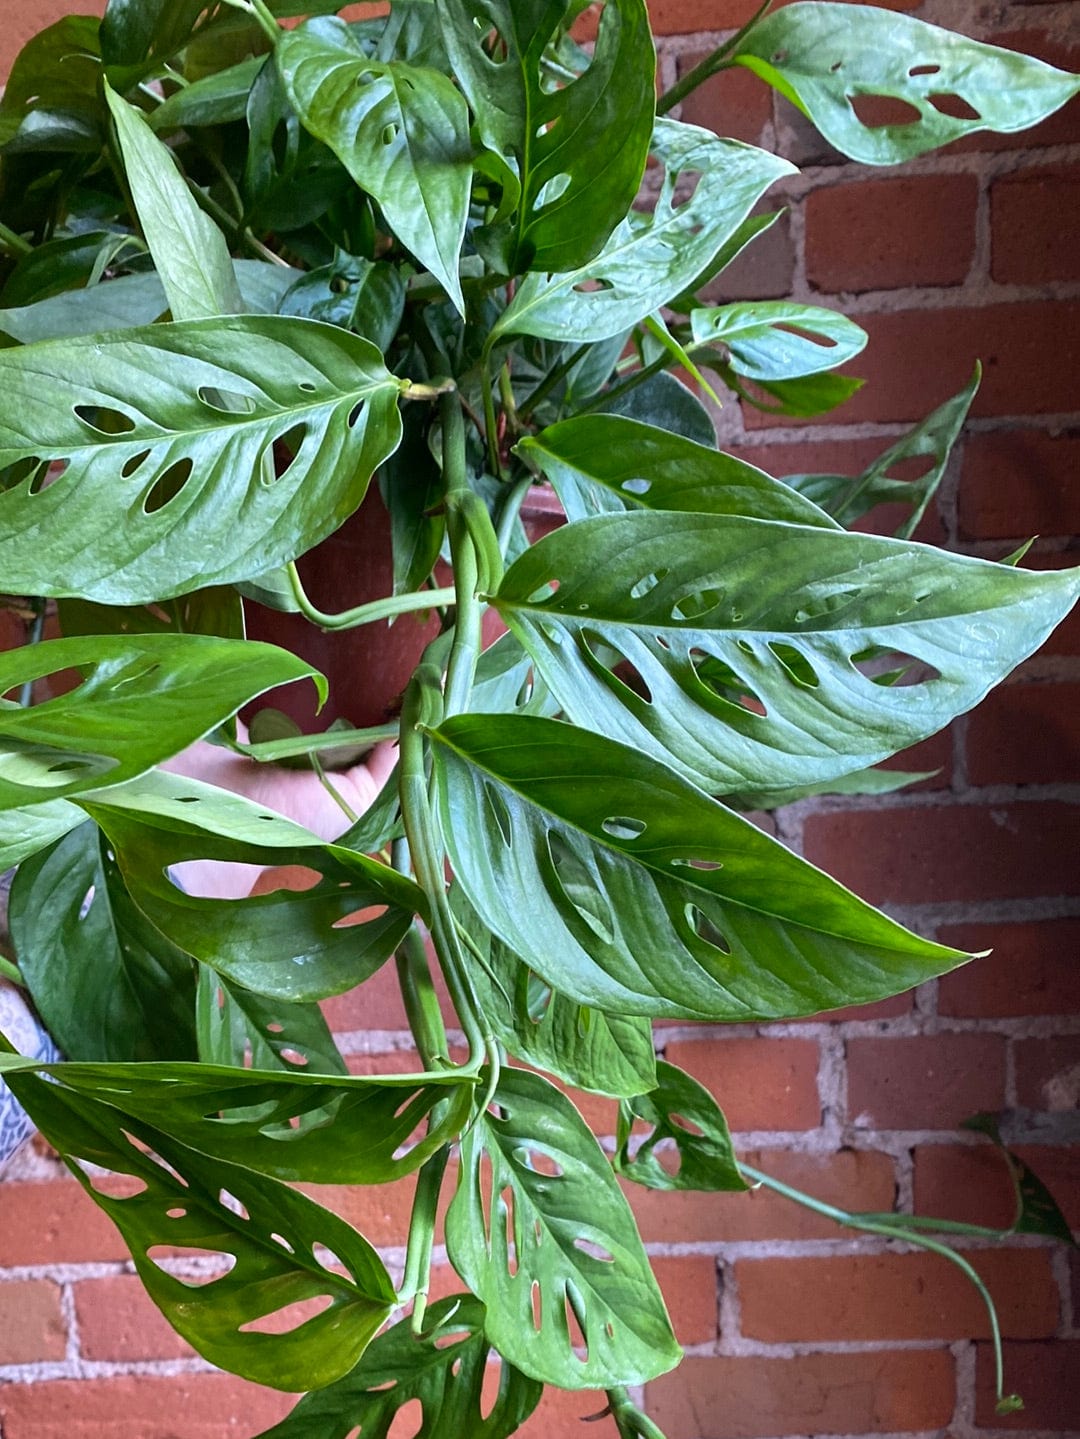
[
  {"x1": 806, "y1": 174, "x2": 977, "y2": 292},
  {"x1": 1015, "y1": 1034, "x2": 1080, "y2": 1113},
  {"x1": 0, "y1": 1376, "x2": 291, "y2": 1438},
  {"x1": 975, "y1": 1340, "x2": 1080, "y2": 1428},
  {"x1": 959, "y1": 429, "x2": 1080, "y2": 541},
  {"x1": 515, "y1": 1384, "x2": 612, "y2": 1438},
  {"x1": 846, "y1": 1033, "x2": 1006, "y2": 1129},
  {"x1": 701, "y1": 207, "x2": 796, "y2": 301},
  {"x1": 0, "y1": 1280, "x2": 66, "y2": 1364},
  {"x1": 677, "y1": 54, "x2": 773, "y2": 145},
  {"x1": 737, "y1": 1248, "x2": 1059, "y2": 1341},
  {"x1": 646, "y1": 1349, "x2": 955, "y2": 1438},
  {"x1": 992, "y1": 164, "x2": 1080, "y2": 285},
  {"x1": 914, "y1": 1143, "x2": 1080, "y2": 1231},
  {"x1": 966, "y1": 681, "x2": 1080, "y2": 786},
  {"x1": 662, "y1": 1036, "x2": 822, "y2": 1130},
  {"x1": 73, "y1": 1275, "x2": 193, "y2": 1362},
  {"x1": 937, "y1": 919, "x2": 1080, "y2": 1019},
  {"x1": 0, "y1": 1180, "x2": 129, "y2": 1266}
]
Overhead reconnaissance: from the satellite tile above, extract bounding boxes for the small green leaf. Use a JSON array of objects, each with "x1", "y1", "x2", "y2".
[
  {"x1": 151, "y1": 56, "x2": 271, "y2": 131},
  {"x1": 431, "y1": 714, "x2": 970, "y2": 1020},
  {"x1": 196, "y1": 964, "x2": 346, "y2": 1080},
  {"x1": 723, "y1": 366, "x2": 863, "y2": 416},
  {"x1": 446, "y1": 1067, "x2": 680, "y2": 1388},
  {"x1": 689, "y1": 301, "x2": 867, "y2": 381},
  {"x1": 733, "y1": 3, "x2": 1080, "y2": 164},
  {"x1": 963, "y1": 1113, "x2": 1078, "y2": 1249},
  {"x1": 253, "y1": 1296, "x2": 542, "y2": 1439},
  {"x1": 616, "y1": 1060, "x2": 748, "y2": 1192},
  {"x1": 280, "y1": 254, "x2": 406, "y2": 352},
  {"x1": 0, "y1": 1062, "x2": 396, "y2": 1391},
  {"x1": 0, "y1": 634, "x2": 320, "y2": 809},
  {"x1": 278, "y1": 19, "x2": 472, "y2": 312},
  {"x1": 11, "y1": 821, "x2": 198, "y2": 1062}
]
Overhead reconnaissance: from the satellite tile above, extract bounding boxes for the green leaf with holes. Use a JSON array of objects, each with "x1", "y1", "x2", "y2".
[
  {"x1": 10, "y1": 821, "x2": 197, "y2": 1062},
  {"x1": 453, "y1": 886, "x2": 656, "y2": 1098},
  {"x1": 253, "y1": 1295, "x2": 542, "y2": 1439},
  {"x1": 431, "y1": 714, "x2": 969, "y2": 1020},
  {"x1": 105, "y1": 83, "x2": 244, "y2": 322},
  {"x1": 0, "y1": 316, "x2": 404, "y2": 604},
  {"x1": 493, "y1": 511, "x2": 1080, "y2": 798},
  {"x1": 0, "y1": 1049, "x2": 474, "y2": 1185},
  {"x1": 446, "y1": 1067, "x2": 679, "y2": 1388},
  {"x1": 277, "y1": 19, "x2": 472, "y2": 313},
  {"x1": 615, "y1": 1060, "x2": 748, "y2": 1192},
  {"x1": 688, "y1": 301, "x2": 867, "y2": 381},
  {"x1": 517, "y1": 414, "x2": 838, "y2": 527},
  {"x1": 0, "y1": 634, "x2": 320, "y2": 810},
  {"x1": 493, "y1": 119, "x2": 794, "y2": 343},
  {"x1": 732, "y1": 2, "x2": 1080, "y2": 165},
  {"x1": 0, "y1": 1061, "x2": 395, "y2": 1391},
  {"x1": 78, "y1": 769, "x2": 423, "y2": 1002},
  {"x1": 436, "y1": 0, "x2": 655, "y2": 273},
  {"x1": 196, "y1": 964, "x2": 347, "y2": 1080}
]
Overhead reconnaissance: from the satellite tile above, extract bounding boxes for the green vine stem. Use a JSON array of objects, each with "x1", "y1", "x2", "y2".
[
  {"x1": 287, "y1": 564, "x2": 456, "y2": 632},
  {"x1": 656, "y1": 0, "x2": 773, "y2": 115},
  {"x1": 0, "y1": 219, "x2": 31, "y2": 258},
  {"x1": 440, "y1": 392, "x2": 485, "y2": 716},
  {"x1": 519, "y1": 343, "x2": 589, "y2": 420},
  {"x1": 394, "y1": 919, "x2": 450, "y2": 1071},
  {"x1": 232, "y1": 722, "x2": 399, "y2": 763},
  {"x1": 607, "y1": 1387, "x2": 669, "y2": 1439},
  {"x1": 0, "y1": 954, "x2": 24, "y2": 987},
  {"x1": 576, "y1": 351, "x2": 672, "y2": 418},
  {"x1": 398, "y1": 1143, "x2": 451, "y2": 1332}
]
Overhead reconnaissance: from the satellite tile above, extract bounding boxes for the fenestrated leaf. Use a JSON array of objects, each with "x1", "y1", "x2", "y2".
[
  {"x1": 279, "y1": 253, "x2": 406, "y2": 352},
  {"x1": 729, "y1": 368, "x2": 863, "y2": 417},
  {"x1": 493, "y1": 119, "x2": 794, "y2": 343},
  {"x1": 962, "y1": 1114, "x2": 1078, "y2": 1249},
  {"x1": 0, "y1": 315, "x2": 405, "y2": 604},
  {"x1": 0, "y1": 634, "x2": 321, "y2": 809},
  {"x1": 105, "y1": 83, "x2": 244, "y2": 322},
  {"x1": 493, "y1": 510, "x2": 1080, "y2": 798},
  {"x1": 79, "y1": 769, "x2": 423, "y2": 1002},
  {"x1": 784, "y1": 368, "x2": 979, "y2": 538},
  {"x1": 0, "y1": 1060, "x2": 396, "y2": 1391},
  {"x1": 615, "y1": 1060, "x2": 748, "y2": 1192},
  {"x1": 197, "y1": 964, "x2": 347, "y2": 1081},
  {"x1": 253, "y1": 1296, "x2": 542, "y2": 1439},
  {"x1": 277, "y1": 19, "x2": 472, "y2": 313},
  {"x1": 10, "y1": 821, "x2": 198, "y2": 1062},
  {"x1": 431, "y1": 713, "x2": 971, "y2": 1020},
  {"x1": 436, "y1": 0, "x2": 655, "y2": 273},
  {"x1": 446, "y1": 1067, "x2": 680, "y2": 1387},
  {"x1": 732, "y1": 3, "x2": 1080, "y2": 165},
  {"x1": 2, "y1": 1050, "x2": 474, "y2": 1185},
  {"x1": 518, "y1": 414, "x2": 838, "y2": 527},
  {"x1": 453, "y1": 886, "x2": 656, "y2": 1098},
  {"x1": 689, "y1": 301, "x2": 867, "y2": 381},
  {"x1": 0, "y1": 798, "x2": 83, "y2": 868}
]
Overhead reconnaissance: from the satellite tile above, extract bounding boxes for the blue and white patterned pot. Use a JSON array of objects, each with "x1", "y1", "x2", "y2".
[{"x1": 0, "y1": 980, "x2": 61, "y2": 1171}]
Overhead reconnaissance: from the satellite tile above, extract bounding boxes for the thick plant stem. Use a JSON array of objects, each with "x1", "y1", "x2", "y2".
[
  {"x1": 607, "y1": 1387, "x2": 669, "y2": 1439},
  {"x1": 394, "y1": 920, "x2": 449, "y2": 1071},
  {"x1": 656, "y1": 0, "x2": 773, "y2": 115},
  {"x1": 0, "y1": 220, "x2": 31, "y2": 257},
  {"x1": 287, "y1": 564, "x2": 455, "y2": 632},
  {"x1": 480, "y1": 349, "x2": 504, "y2": 479},
  {"x1": 398, "y1": 1143, "x2": 450, "y2": 1331},
  {"x1": 441, "y1": 393, "x2": 484, "y2": 717}
]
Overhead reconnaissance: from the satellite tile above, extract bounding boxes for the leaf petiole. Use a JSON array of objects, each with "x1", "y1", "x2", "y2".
[{"x1": 287, "y1": 564, "x2": 456, "y2": 632}]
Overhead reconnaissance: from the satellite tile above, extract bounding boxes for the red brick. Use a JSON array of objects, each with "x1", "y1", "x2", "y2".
[
  {"x1": 662, "y1": 1037, "x2": 821, "y2": 1130},
  {"x1": 1015, "y1": 1034, "x2": 1080, "y2": 1112},
  {"x1": 0, "y1": 1376, "x2": 291, "y2": 1438},
  {"x1": 0, "y1": 0, "x2": 106, "y2": 75},
  {"x1": 651, "y1": 1255, "x2": 718, "y2": 1344},
  {"x1": 938, "y1": 919, "x2": 1080, "y2": 1018},
  {"x1": 737, "y1": 1248, "x2": 1059, "y2": 1341},
  {"x1": 802, "y1": 802, "x2": 1079, "y2": 906},
  {"x1": 966, "y1": 681, "x2": 1080, "y2": 786},
  {"x1": 312, "y1": 1173, "x2": 419, "y2": 1248},
  {"x1": 74, "y1": 1275, "x2": 193, "y2": 1363},
  {"x1": 701, "y1": 208, "x2": 796, "y2": 302},
  {"x1": 992, "y1": 165, "x2": 1080, "y2": 285},
  {"x1": 959, "y1": 429, "x2": 1080, "y2": 542},
  {"x1": 516, "y1": 1385, "x2": 612, "y2": 1438},
  {"x1": 0, "y1": 1280, "x2": 66, "y2": 1364},
  {"x1": 626, "y1": 1147, "x2": 896, "y2": 1243},
  {"x1": 975, "y1": 1340, "x2": 1080, "y2": 1428},
  {"x1": 846, "y1": 1033, "x2": 1006, "y2": 1129},
  {"x1": 677, "y1": 55, "x2": 773, "y2": 146},
  {"x1": 646, "y1": 1349, "x2": 955, "y2": 1438},
  {"x1": 744, "y1": 303, "x2": 1080, "y2": 428},
  {"x1": 807, "y1": 175, "x2": 977, "y2": 292},
  {"x1": 0, "y1": 1180, "x2": 130, "y2": 1266},
  {"x1": 914, "y1": 1143, "x2": 1080, "y2": 1231}
]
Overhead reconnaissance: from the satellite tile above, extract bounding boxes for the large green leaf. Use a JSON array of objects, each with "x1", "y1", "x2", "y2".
[
  {"x1": 104, "y1": 84, "x2": 244, "y2": 322},
  {"x1": 454, "y1": 887, "x2": 656, "y2": 1098},
  {"x1": 100, "y1": 0, "x2": 211, "y2": 66},
  {"x1": 0, "y1": 634, "x2": 319, "y2": 809},
  {"x1": 3, "y1": 1051, "x2": 473, "y2": 1185},
  {"x1": 430, "y1": 713, "x2": 971, "y2": 1020},
  {"x1": 493, "y1": 119, "x2": 794, "y2": 343},
  {"x1": 10, "y1": 821, "x2": 197, "y2": 1063},
  {"x1": 733, "y1": 3, "x2": 1080, "y2": 165},
  {"x1": 518, "y1": 414, "x2": 837, "y2": 526},
  {"x1": 253, "y1": 1296, "x2": 542, "y2": 1439},
  {"x1": 0, "y1": 315, "x2": 404, "y2": 603},
  {"x1": 59, "y1": 586, "x2": 245, "y2": 643},
  {"x1": 436, "y1": 0, "x2": 655, "y2": 273},
  {"x1": 277, "y1": 19, "x2": 472, "y2": 313},
  {"x1": 615, "y1": 1060, "x2": 747, "y2": 1193},
  {"x1": 79, "y1": 770, "x2": 421, "y2": 1001},
  {"x1": 493, "y1": 511, "x2": 1080, "y2": 797},
  {"x1": 0, "y1": 798, "x2": 83, "y2": 867},
  {"x1": 0, "y1": 17, "x2": 103, "y2": 151},
  {"x1": 0, "y1": 1059, "x2": 395, "y2": 1391},
  {"x1": 689, "y1": 301, "x2": 867, "y2": 381},
  {"x1": 446, "y1": 1067, "x2": 679, "y2": 1388}
]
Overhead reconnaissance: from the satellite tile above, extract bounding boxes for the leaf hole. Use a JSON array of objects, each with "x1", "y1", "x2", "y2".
[
  {"x1": 297, "y1": 379, "x2": 317, "y2": 394},
  {"x1": 564, "y1": 1281, "x2": 588, "y2": 1360},
  {"x1": 218, "y1": 1189, "x2": 248, "y2": 1219},
  {"x1": 348, "y1": 400, "x2": 366, "y2": 429},
  {"x1": 573, "y1": 1238, "x2": 615, "y2": 1263},
  {"x1": 484, "y1": 783, "x2": 513, "y2": 847},
  {"x1": 143, "y1": 458, "x2": 194, "y2": 515},
  {"x1": 196, "y1": 386, "x2": 257, "y2": 415},
  {"x1": 535, "y1": 172, "x2": 572, "y2": 209},
  {"x1": 500, "y1": 1185, "x2": 518, "y2": 1277},
  {"x1": 381, "y1": 123, "x2": 399, "y2": 146},
  {"x1": 685, "y1": 904, "x2": 732, "y2": 956},
  {"x1": 909, "y1": 63, "x2": 940, "y2": 77},
  {"x1": 278, "y1": 1048, "x2": 309, "y2": 1067},
  {"x1": 621, "y1": 476, "x2": 651, "y2": 497},
  {"x1": 530, "y1": 1280, "x2": 542, "y2": 1332},
  {"x1": 672, "y1": 586, "x2": 724, "y2": 621},
  {"x1": 121, "y1": 449, "x2": 152, "y2": 479},
  {"x1": 239, "y1": 1295, "x2": 333, "y2": 1335},
  {"x1": 73, "y1": 404, "x2": 136, "y2": 435},
  {"x1": 265, "y1": 423, "x2": 308, "y2": 484},
  {"x1": 670, "y1": 856, "x2": 721, "y2": 872},
  {"x1": 270, "y1": 1233, "x2": 294, "y2": 1253},
  {"x1": 929, "y1": 92, "x2": 981, "y2": 121},
  {"x1": 545, "y1": 830, "x2": 615, "y2": 945},
  {"x1": 601, "y1": 816, "x2": 646, "y2": 841},
  {"x1": 670, "y1": 1112, "x2": 705, "y2": 1137},
  {"x1": 848, "y1": 93, "x2": 922, "y2": 128},
  {"x1": 630, "y1": 567, "x2": 667, "y2": 600},
  {"x1": 165, "y1": 1207, "x2": 187, "y2": 1219},
  {"x1": 768, "y1": 641, "x2": 819, "y2": 688},
  {"x1": 331, "y1": 904, "x2": 388, "y2": 929}
]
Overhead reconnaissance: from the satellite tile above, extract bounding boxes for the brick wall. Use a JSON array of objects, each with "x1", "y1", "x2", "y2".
[{"x1": 1, "y1": 2, "x2": 1078, "y2": 1437}]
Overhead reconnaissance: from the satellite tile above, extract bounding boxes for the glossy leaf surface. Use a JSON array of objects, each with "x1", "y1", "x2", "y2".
[
  {"x1": 278, "y1": 19, "x2": 472, "y2": 312},
  {"x1": 734, "y1": 3, "x2": 1080, "y2": 164},
  {"x1": 0, "y1": 634, "x2": 318, "y2": 809},
  {"x1": 254, "y1": 1296, "x2": 542, "y2": 1439},
  {"x1": 446, "y1": 1067, "x2": 679, "y2": 1387},
  {"x1": 495, "y1": 511, "x2": 1080, "y2": 797},
  {"x1": 615, "y1": 1060, "x2": 748, "y2": 1192},
  {"x1": 0, "y1": 316, "x2": 404, "y2": 603},
  {"x1": 196, "y1": 965, "x2": 347, "y2": 1081},
  {"x1": 432, "y1": 714, "x2": 969, "y2": 1019},
  {"x1": 690, "y1": 301, "x2": 867, "y2": 381},
  {"x1": 494, "y1": 120, "x2": 794, "y2": 342},
  {"x1": 0, "y1": 798, "x2": 82, "y2": 868}
]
